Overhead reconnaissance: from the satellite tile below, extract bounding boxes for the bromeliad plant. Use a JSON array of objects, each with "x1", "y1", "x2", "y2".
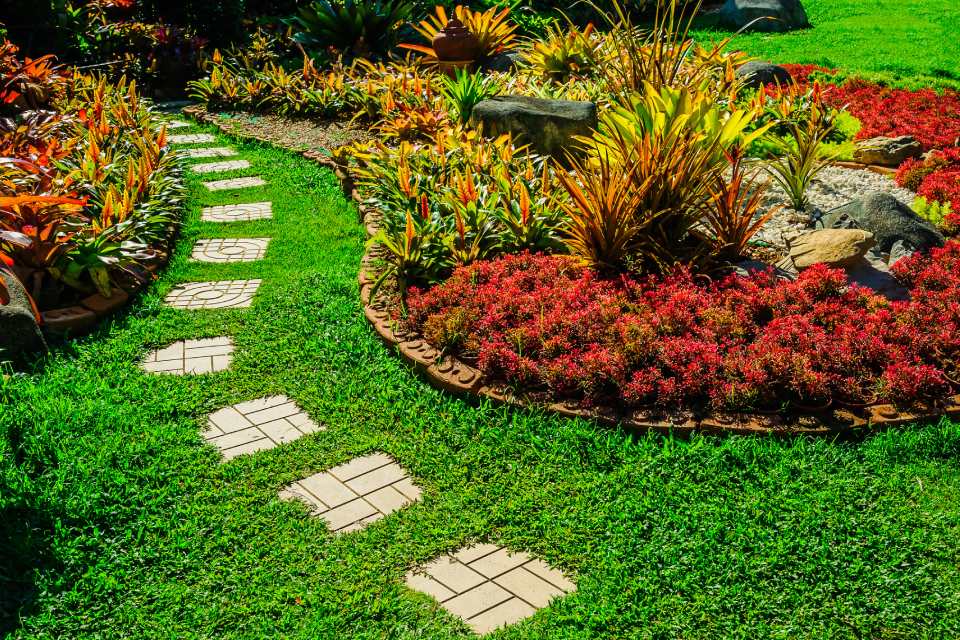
[
  {"x1": 440, "y1": 68, "x2": 500, "y2": 125},
  {"x1": 758, "y1": 82, "x2": 838, "y2": 211},
  {"x1": 579, "y1": 81, "x2": 770, "y2": 271},
  {"x1": 289, "y1": 0, "x2": 415, "y2": 61},
  {"x1": 522, "y1": 22, "x2": 604, "y2": 83},
  {"x1": 0, "y1": 50, "x2": 184, "y2": 307}
]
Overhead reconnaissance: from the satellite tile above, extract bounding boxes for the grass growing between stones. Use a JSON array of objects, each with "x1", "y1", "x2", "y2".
[
  {"x1": 693, "y1": 0, "x2": 960, "y2": 90},
  {"x1": 2, "y1": 124, "x2": 960, "y2": 639}
]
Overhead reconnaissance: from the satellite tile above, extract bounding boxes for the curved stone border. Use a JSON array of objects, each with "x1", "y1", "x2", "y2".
[
  {"x1": 40, "y1": 235, "x2": 177, "y2": 336},
  {"x1": 187, "y1": 103, "x2": 960, "y2": 436}
]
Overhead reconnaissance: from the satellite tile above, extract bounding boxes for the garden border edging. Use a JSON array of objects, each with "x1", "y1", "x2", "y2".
[{"x1": 185, "y1": 105, "x2": 960, "y2": 437}]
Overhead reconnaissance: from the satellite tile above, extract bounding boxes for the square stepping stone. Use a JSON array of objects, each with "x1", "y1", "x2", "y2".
[
  {"x1": 166, "y1": 120, "x2": 190, "y2": 129},
  {"x1": 201, "y1": 202, "x2": 272, "y2": 223},
  {"x1": 140, "y1": 337, "x2": 234, "y2": 375},
  {"x1": 279, "y1": 452, "x2": 423, "y2": 534},
  {"x1": 168, "y1": 133, "x2": 215, "y2": 145},
  {"x1": 191, "y1": 238, "x2": 270, "y2": 263},
  {"x1": 179, "y1": 147, "x2": 237, "y2": 159},
  {"x1": 405, "y1": 544, "x2": 575, "y2": 635},
  {"x1": 204, "y1": 176, "x2": 266, "y2": 192},
  {"x1": 204, "y1": 396, "x2": 324, "y2": 460},
  {"x1": 164, "y1": 280, "x2": 261, "y2": 310},
  {"x1": 191, "y1": 159, "x2": 251, "y2": 174}
]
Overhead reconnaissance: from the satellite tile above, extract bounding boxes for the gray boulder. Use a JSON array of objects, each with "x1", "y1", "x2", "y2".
[
  {"x1": 0, "y1": 268, "x2": 46, "y2": 359},
  {"x1": 721, "y1": 0, "x2": 810, "y2": 32},
  {"x1": 482, "y1": 52, "x2": 524, "y2": 73},
  {"x1": 821, "y1": 192, "x2": 944, "y2": 253},
  {"x1": 471, "y1": 96, "x2": 597, "y2": 156},
  {"x1": 736, "y1": 61, "x2": 792, "y2": 89},
  {"x1": 853, "y1": 135, "x2": 923, "y2": 167}
]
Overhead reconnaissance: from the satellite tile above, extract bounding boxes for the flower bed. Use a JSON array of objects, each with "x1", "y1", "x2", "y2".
[
  {"x1": 184, "y1": 4, "x2": 960, "y2": 433},
  {"x1": 403, "y1": 248, "x2": 960, "y2": 413},
  {"x1": 1, "y1": 41, "x2": 185, "y2": 346}
]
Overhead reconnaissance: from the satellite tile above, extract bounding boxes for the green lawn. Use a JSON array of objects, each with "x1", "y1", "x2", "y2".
[
  {"x1": 692, "y1": 0, "x2": 960, "y2": 89},
  {"x1": 2, "y1": 125, "x2": 960, "y2": 639}
]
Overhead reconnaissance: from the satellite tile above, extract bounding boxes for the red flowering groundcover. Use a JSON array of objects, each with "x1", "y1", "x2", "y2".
[{"x1": 405, "y1": 248, "x2": 960, "y2": 413}]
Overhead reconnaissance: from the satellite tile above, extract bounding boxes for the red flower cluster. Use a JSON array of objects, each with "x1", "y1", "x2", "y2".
[
  {"x1": 822, "y1": 80, "x2": 960, "y2": 150},
  {"x1": 406, "y1": 249, "x2": 960, "y2": 412}
]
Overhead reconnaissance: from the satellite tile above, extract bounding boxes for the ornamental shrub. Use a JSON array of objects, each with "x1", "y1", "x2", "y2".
[{"x1": 405, "y1": 246, "x2": 960, "y2": 412}]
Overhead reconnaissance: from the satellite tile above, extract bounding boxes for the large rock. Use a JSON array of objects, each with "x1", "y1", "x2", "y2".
[
  {"x1": 482, "y1": 52, "x2": 523, "y2": 73},
  {"x1": 470, "y1": 96, "x2": 597, "y2": 156},
  {"x1": 787, "y1": 228, "x2": 876, "y2": 270},
  {"x1": 821, "y1": 192, "x2": 944, "y2": 253},
  {"x1": 853, "y1": 135, "x2": 923, "y2": 167},
  {"x1": 0, "y1": 268, "x2": 46, "y2": 359},
  {"x1": 736, "y1": 61, "x2": 792, "y2": 89},
  {"x1": 720, "y1": 0, "x2": 810, "y2": 32}
]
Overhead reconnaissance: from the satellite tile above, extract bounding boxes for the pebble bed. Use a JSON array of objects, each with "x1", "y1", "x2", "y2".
[{"x1": 753, "y1": 165, "x2": 917, "y2": 249}]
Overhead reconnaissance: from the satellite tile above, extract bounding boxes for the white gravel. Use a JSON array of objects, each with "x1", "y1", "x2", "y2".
[{"x1": 752, "y1": 165, "x2": 917, "y2": 249}]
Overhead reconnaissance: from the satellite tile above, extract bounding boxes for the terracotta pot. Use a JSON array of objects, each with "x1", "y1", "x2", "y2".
[{"x1": 432, "y1": 17, "x2": 481, "y2": 62}]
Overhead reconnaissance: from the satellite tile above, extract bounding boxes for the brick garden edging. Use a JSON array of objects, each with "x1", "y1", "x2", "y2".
[
  {"x1": 38, "y1": 221, "x2": 177, "y2": 336},
  {"x1": 186, "y1": 104, "x2": 960, "y2": 437}
]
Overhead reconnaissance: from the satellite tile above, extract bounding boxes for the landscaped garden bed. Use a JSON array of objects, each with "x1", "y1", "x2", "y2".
[
  {"x1": 0, "y1": 40, "x2": 185, "y2": 356},
  {"x1": 178, "y1": 1, "x2": 960, "y2": 434}
]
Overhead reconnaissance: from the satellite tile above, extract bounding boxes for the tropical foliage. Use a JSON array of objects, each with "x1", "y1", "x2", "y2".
[{"x1": 1, "y1": 43, "x2": 183, "y2": 309}]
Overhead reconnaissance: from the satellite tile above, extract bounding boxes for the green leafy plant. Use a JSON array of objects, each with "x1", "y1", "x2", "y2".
[
  {"x1": 587, "y1": 81, "x2": 769, "y2": 270},
  {"x1": 763, "y1": 113, "x2": 836, "y2": 211},
  {"x1": 440, "y1": 68, "x2": 499, "y2": 125},
  {"x1": 288, "y1": 0, "x2": 414, "y2": 60},
  {"x1": 912, "y1": 195, "x2": 954, "y2": 228}
]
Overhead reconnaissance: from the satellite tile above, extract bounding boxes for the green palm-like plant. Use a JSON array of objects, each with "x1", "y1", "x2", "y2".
[
  {"x1": 764, "y1": 121, "x2": 837, "y2": 212},
  {"x1": 288, "y1": 0, "x2": 414, "y2": 60},
  {"x1": 440, "y1": 68, "x2": 500, "y2": 126}
]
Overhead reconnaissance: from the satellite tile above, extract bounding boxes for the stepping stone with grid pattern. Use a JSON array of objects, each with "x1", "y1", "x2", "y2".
[
  {"x1": 204, "y1": 396, "x2": 324, "y2": 460},
  {"x1": 169, "y1": 133, "x2": 215, "y2": 145},
  {"x1": 201, "y1": 202, "x2": 272, "y2": 223},
  {"x1": 191, "y1": 159, "x2": 251, "y2": 174},
  {"x1": 179, "y1": 147, "x2": 237, "y2": 159},
  {"x1": 192, "y1": 238, "x2": 270, "y2": 263},
  {"x1": 280, "y1": 452, "x2": 423, "y2": 534},
  {"x1": 204, "y1": 176, "x2": 266, "y2": 192},
  {"x1": 166, "y1": 120, "x2": 190, "y2": 129},
  {"x1": 405, "y1": 544, "x2": 576, "y2": 635},
  {"x1": 164, "y1": 280, "x2": 261, "y2": 310},
  {"x1": 140, "y1": 337, "x2": 234, "y2": 375}
]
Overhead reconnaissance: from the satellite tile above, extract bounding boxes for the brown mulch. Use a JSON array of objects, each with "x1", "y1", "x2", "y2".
[{"x1": 204, "y1": 111, "x2": 374, "y2": 154}]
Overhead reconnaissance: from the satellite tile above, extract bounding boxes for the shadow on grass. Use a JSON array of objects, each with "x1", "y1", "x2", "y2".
[{"x1": 0, "y1": 505, "x2": 60, "y2": 636}]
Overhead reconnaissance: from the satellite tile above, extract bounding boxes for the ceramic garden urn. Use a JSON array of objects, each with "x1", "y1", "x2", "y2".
[{"x1": 432, "y1": 17, "x2": 481, "y2": 62}]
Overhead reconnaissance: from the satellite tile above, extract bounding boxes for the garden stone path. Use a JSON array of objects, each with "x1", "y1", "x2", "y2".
[
  {"x1": 279, "y1": 452, "x2": 423, "y2": 534},
  {"x1": 201, "y1": 202, "x2": 272, "y2": 222},
  {"x1": 191, "y1": 159, "x2": 252, "y2": 174},
  {"x1": 169, "y1": 133, "x2": 216, "y2": 145},
  {"x1": 166, "y1": 120, "x2": 190, "y2": 129},
  {"x1": 158, "y1": 120, "x2": 577, "y2": 635},
  {"x1": 405, "y1": 543, "x2": 576, "y2": 635},
  {"x1": 179, "y1": 147, "x2": 238, "y2": 159},
  {"x1": 191, "y1": 238, "x2": 270, "y2": 263},
  {"x1": 164, "y1": 280, "x2": 262, "y2": 310},
  {"x1": 204, "y1": 396, "x2": 324, "y2": 460},
  {"x1": 140, "y1": 337, "x2": 234, "y2": 375},
  {"x1": 204, "y1": 176, "x2": 267, "y2": 192}
]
